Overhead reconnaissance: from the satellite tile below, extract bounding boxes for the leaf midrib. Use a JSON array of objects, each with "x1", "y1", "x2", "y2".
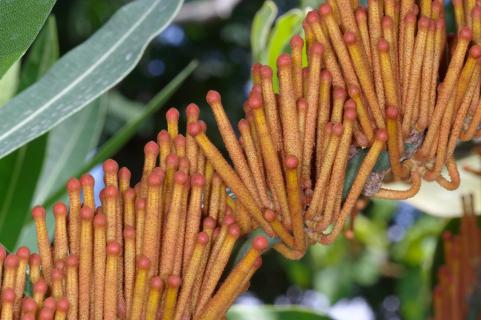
[{"x1": 0, "y1": 0, "x2": 159, "y2": 143}]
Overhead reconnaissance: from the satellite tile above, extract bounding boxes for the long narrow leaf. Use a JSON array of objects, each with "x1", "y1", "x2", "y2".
[
  {"x1": 0, "y1": 0, "x2": 183, "y2": 159},
  {"x1": 250, "y1": 1, "x2": 278, "y2": 63},
  {"x1": 0, "y1": 0, "x2": 56, "y2": 77},
  {"x1": 0, "y1": 16, "x2": 59, "y2": 250}
]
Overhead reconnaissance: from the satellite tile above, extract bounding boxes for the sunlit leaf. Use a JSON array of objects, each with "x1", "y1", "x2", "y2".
[
  {"x1": 0, "y1": 0, "x2": 184, "y2": 159},
  {"x1": 251, "y1": 1, "x2": 278, "y2": 64},
  {"x1": 0, "y1": 61, "x2": 20, "y2": 107},
  {"x1": 0, "y1": 0, "x2": 56, "y2": 77},
  {"x1": 0, "y1": 16, "x2": 59, "y2": 251}
]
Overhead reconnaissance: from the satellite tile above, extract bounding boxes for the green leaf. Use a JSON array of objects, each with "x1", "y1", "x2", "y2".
[
  {"x1": 0, "y1": 61, "x2": 21, "y2": 107},
  {"x1": 251, "y1": 1, "x2": 278, "y2": 64},
  {"x1": 0, "y1": 15, "x2": 60, "y2": 251},
  {"x1": 265, "y1": 9, "x2": 304, "y2": 89},
  {"x1": 0, "y1": 0, "x2": 56, "y2": 78},
  {"x1": 41, "y1": 61, "x2": 198, "y2": 209},
  {"x1": 0, "y1": 0, "x2": 184, "y2": 159},
  {"x1": 19, "y1": 17, "x2": 59, "y2": 91},
  {"x1": 32, "y1": 97, "x2": 108, "y2": 205},
  {"x1": 227, "y1": 305, "x2": 332, "y2": 320}
]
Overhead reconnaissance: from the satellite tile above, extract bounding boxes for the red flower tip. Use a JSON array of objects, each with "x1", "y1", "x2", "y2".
[
  {"x1": 277, "y1": 53, "x2": 292, "y2": 67},
  {"x1": 167, "y1": 275, "x2": 182, "y2": 288},
  {"x1": 203, "y1": 216, "x2": 216, "y2": 229},
  {"x1": 332, "y1": 123, "x2": 344, "y2": 136},
  {"x1": 116, "y1": 228, "x2": 130, "y2": 243},
  {"x1": 80, "y1": 207, "x2": 94, "y2": 220},
  {"x1": 66, "y1": 178, "x2": 81, "y2": 192},
  {"x1": 5, "y1": 254, "x2": 19, "y2": 268},
  {"x1": 166, "y1": 108, "x2": 180, "y2": 122},
  {"x1": 418, "y1": 16, "x2": 431, "y2": 29},
  {"x1": 33, "y1": 279, "x2": 48, "y2": 294},
  {"x1": 148, "y1": 172, "x2": 163, "y2": 186},
  {"x1": 186, "y1": 103, "x2": 200, "y2": 118},
  {"x1": 119, "y1": 167, "x2": 131, "y2": 180},
  {"x1": 381, "y1": 16, "x2": 393, "y2": 28},
  {"x1": 405, "y1": 13, "x2": 416, "y2": 23},
  {"x1": 206, "y1": 90, "x2": 222, "y2": 105},
  {"x1": 263, "y1": 209, "x2": 276, "y2": 222},
  {"x1": 377, "y1": 38, "x2": 389, "y2": 52},
  {"x1": 144, "y1": 141, "x2": 159, "y2": 156},
  {"x1": 106, "y1": 241, "x2": 121, "y2": 256},
  {"x1": 228, "y1": 224, "x2": 241, "y2": 237},
  {"x1": 285, "y1": 155, "x2": 299, "y2": 170},
  {"x1": 252, "y1": 236, "x2": 269, "y2": 251},
  {"x1": 248, "y1": 92, "x2": 263, "y2": 110},
  {"x1": 150, "y1": 276, "x2": 163, "y2": 290},
  {"x1": 386, "y1": 106, "x2": 399, "y2": 119},
  {"x1": 319, "y1": 3, "x2": 332, "y2": 16},
  {"x1": 174, "y1": 171, "x2": 188, "y2": 185},
  {"x1": 321, "y1": 70, "x2": 332, "y2": 82},
  {"x1": 187, "y1": 122, "x2": 202, "y2": 137},
  {"x1": 157, "y1": 130, "x2": 170, "y2": 143},
  {"x1": 53, "y1": 202, "x2": 67, "y2": 217},
  {"x1": 470, "y1": 45, "x2": 481, "y2": 59},
  {"x1": 290, "y1": 35, "x2": 304, "y2": 48},
  {"x1": 103, "y1": 185, "x2": 118, "y2": 199},
  {"x1": 344, "y1": 105, "x2": 357, "y2": 121},
  {"x1": 166, "y1": 153, "x2": 179, "y2": 168},
  {"x1": 223, "y1": 214, "x2": 236, "y2": 226},
  {"x1": 355, "y1": 7, "x2": 367, "y2": 20},
  {"x1": 375, "y1": 128, "x2": 388, "y2": 142},
  {"x1": 32, "y1": 206, "x2": 46, "y2": 219},
  {"x1": 39, "y1": 308, "x2": 54, "y2": 320},
  {"x1": 103, "y1": 159, "x2": 119, "y2": 174},
  {"x1": 57, "y1": 297, "x2": 69, "y2": 312},
  {"x1": 43, "y1": 297, "x2": 56, "y2": 311},
  {"x1": 191, "y1": 173, "x2": 205, "y2": 187},
  {"x1": 66, "y1": 255, "x2": 79, "y2": 267},
  {"x1": 460, "y1": 26, "x2": 473, "y2": 40},
  {"x1": 22, "y1": 298, "x2": 37, "y2": 313},
  {"x1": 310, "y1": 42, "x2": 324, "y2": 55},
  {"x1": 260, "y1": 65, "x2": 273, "y2": 78},
  {"x1": 29, "y1": 253, "x2": 41, "y2": 265},
  {"x1": 80, "y1": 174, "x2": 95, "y2": 187},
  {"x1": 333, "y1": 86, "x2": 346, "y2": 99},
  {"x1": 1, "y1": 288, "x2": 15, "y2": 303},
  {"x1": 52, "y1": 269, "x2": 63, "y2": 281},
  {"x1": 197, "y1": 231, "x2": 209, "y2": 245},
  {"x1": 17, "y1": 246, "x2": 30, "y2": 260},
  {"x1": 137, "y1": 255, "x2": 151, "y2": 270},
  {"x1": 343, "y1": 31, "x2": 357, "y2": 45},
  {"x1": 306, "y1": 10, "x2": 320, "y2": 24},
  {"x1": 135, "y1": 198, "x2": 146, "y2": 210},
  {"x1": 297, "y1": 98, "x2": 308, "y2": 110}
]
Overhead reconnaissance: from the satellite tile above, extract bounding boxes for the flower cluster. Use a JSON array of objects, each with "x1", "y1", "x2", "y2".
[
  {"x1": 0, "y1": 106, "x2": 268, "y2": 320},
  {"x1": 433, "y1": 195, "x2": 480, "y2": 319}
]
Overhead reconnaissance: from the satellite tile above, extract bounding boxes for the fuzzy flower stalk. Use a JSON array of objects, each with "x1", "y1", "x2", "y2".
[{"x1": 433, "y1": 195, "x2": 480, "y2": 319}]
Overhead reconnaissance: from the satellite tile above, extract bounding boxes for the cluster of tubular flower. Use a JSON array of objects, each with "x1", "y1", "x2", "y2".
[
  {"x1": 433, "y1": 195, "x2": 480, "y2": 320},
  {"x1": 185, "y1": 0, "x2": 481, "y2": 254},
  {"x1": 0, "y1": 105, "x2": 270, "y2": 320}
]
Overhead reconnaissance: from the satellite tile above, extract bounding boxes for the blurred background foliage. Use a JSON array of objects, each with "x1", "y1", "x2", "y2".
[{"x1": 0, "y1": 0, "x2": 480, "y2": 319}]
